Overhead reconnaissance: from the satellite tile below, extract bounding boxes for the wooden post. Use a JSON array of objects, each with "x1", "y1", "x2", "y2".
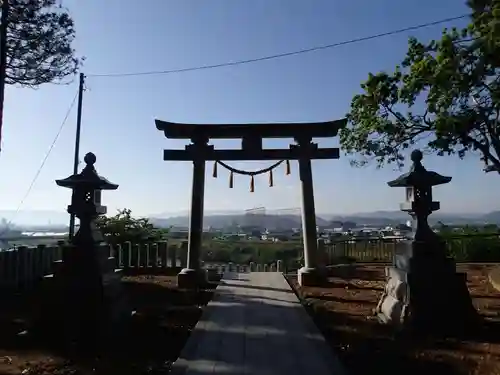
[
  {"x1": 150, "y1": 242, "x2": 158, "y2": 270},
  {"x1": 122, "y1": 242, "x2": 131, "y2": 270},
  {"x1": 69, "y1": 73, "x2": 86, "y2": 239},
  {"x1": 131, "y1": 244, "x2": 139, "y2": 270},
  {"x1": 158, "y1": 241, "x2": 167, "y2": 269},
  {"x1": 169, "y1": 245, "x2": 177, "y2": 268},
  {"x1": 277, "y1": 260, "x2": 283, "y2": 273}
]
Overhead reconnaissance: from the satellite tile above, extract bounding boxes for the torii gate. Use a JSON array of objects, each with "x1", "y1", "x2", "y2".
[{"x1": 155, "y1": 119, "x2": 346, "y2": 287}]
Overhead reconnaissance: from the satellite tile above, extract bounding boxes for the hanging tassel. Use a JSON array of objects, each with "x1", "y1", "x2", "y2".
[
  {"x1": 250, "y1": 175, "x2": 255, "y2": 192},
  {"x1": 229, "y1": 171, "x2": 234, "y2": 188},
  {"x1": 269, "y1": 169, "x2": 274, "y2": 187},
  {"x1": 212, "y1": 161, "x2": 218, "y2": 178},
  {"x1": 285, "y1": 160, "x2": 291, "y2": 175}
]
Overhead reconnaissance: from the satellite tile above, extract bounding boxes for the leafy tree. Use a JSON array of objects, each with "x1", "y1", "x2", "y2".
[
  {"x1": 340, "y1": 0, "x2": 500, "y2": 173},
  {"x1": 483, "y1": 223, "x2": 499, "y2": 232},
  {"x1": 3, "y1": 0, "x2": 81, "y2": 87},
  {"x1": 95, "y1": 209, "x2": 166, "y2": 246},
  {"x1": 436, "y1": 221, "x2": 451, "y2": 233}
]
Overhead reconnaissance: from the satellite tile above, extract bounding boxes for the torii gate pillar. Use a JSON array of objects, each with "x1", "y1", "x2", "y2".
[
  {"x1": 178, "y1": 135, "x2": 211, "y2": 288},
  {"x1": 294, "y1": 136, "x2": 323, "y2": 286}
]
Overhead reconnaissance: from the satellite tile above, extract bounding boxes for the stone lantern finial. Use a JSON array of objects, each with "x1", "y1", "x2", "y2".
[
  {"x1": 84, "y1": 152, "x2": 96, "y2": 166},
  {"x1": 410, "y1": 149, "x2": 423, "y2": 163}
]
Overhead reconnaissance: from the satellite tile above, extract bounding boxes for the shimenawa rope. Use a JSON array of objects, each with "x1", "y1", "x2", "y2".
[{"x1": 212, "y1": 160, "x2": 291, "y2": 192}]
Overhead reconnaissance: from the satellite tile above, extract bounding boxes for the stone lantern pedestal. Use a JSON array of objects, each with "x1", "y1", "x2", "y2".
[
  {"x1": 380, "y1": 237, "x2": 478, "y2": 334},
  {"x1": 36, "y1": 153, "x2": 131, "y2": 345},
  {"x1": 376, "y1": 150, "x2": 480, "y2": 335}
]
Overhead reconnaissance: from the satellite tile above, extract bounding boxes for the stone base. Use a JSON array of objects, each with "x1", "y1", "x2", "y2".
[
  {"x1": 33, "y1": 245, "x2": 132, "y2": 346},
  {"x1": 101, "y1": 269, "x2": 133, "y2": 329},
  {"x1": 408, "y1": 270, "x2": 480, "y2": 335},
  {"x1": 377, "y1": 267, "x2": 409, "y2": 325},
  {"x1": 297, "y1": 266, "x2": 326, "y2": 287},
  {"x1": 377, "y1": 239, "x2": 481, "y2": 335},
  {"x1": 34, "y1": 273, "x2": 132, "y2": 348},
  {"x1": 177, "y1": 268, "x2": 208, "y2": 289}
]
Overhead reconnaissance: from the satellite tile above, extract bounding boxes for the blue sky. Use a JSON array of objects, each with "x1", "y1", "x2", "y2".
[{"x1": 1, "y1": 0, "x2": 498, "y2": 222}]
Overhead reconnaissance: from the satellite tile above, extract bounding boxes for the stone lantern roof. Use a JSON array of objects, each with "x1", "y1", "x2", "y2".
[
  {"x1": 56, "y1": 152, "x2": 118, "y2": 190},
  {"x1": 387, "y1": 149, "x2": 452, "y2": 188}
]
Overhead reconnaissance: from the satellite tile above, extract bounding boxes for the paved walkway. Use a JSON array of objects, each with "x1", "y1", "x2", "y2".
[{"x1": 171, "y1": 272, "x2": 346, "y2": 375}]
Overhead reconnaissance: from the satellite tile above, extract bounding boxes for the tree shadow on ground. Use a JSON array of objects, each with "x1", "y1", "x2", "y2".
[
  {"x1": 326, "y1": 264, "x2": 387, "y2": 281},
  {"x1": 0, "y1": 277, "x2": 219, "y2": 375},
  {"x1": 219, "y1": 273, "x2": 250, "y2": 282},
  {"x1": 286, "y1": 275, "x2": 491, "y2": 375},
  {"x1": 168, "y1": 284, "x2": 347, "y2": 374},
  {"x1": 169, "y1": 276, "x2": 469, "y2": 375},
  {"x1": 305, "y1": 279, "x2": 384, "y2": 292},
  {"x1": 222, "y1": 281, "x2": 293, "y2": 294},
  {"x1": 2, "y1": 270, "x2": 494, "y2": 375},
  {"x1": 470, "y1": 293, "x2": 500, "y2": 300},
  {"x1": 313, "y1": 295, "x2": 377, "y2": 305}
]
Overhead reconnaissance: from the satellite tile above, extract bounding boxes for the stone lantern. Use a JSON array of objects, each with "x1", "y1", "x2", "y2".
[
  {"x1": 56, "y1": 152, "x2": 118, "y2": 244},
  {"x1": 41, "y1": 152, "x2": 130, "y2": 345},
  {"x1": 376, "y1": 150, "x2": 479, "y2": 334},
  {"x1": 390, "y1": 149, "x2": 451, "y2": 245}
]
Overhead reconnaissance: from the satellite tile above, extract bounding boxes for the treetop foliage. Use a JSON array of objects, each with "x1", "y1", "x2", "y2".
[
  {"x1": 341, "y1": 0, "x2": 500, "y2": 173},
  {"x1": 4, "y1": 0, "x2": 81, "y2": 87},
  {"x1": 95, "y1": 208, "x2": 165, "y2": 246}
]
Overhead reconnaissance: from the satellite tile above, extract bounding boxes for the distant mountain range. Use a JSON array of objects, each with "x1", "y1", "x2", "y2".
[
  {"x1": 150, "y1": 214, "x2": 328, "y2": 229},
  {"x1": 150, "y1": 210, "x2": 500, "y2": 229},
  {"x1": 1, "y1": 209, "x2": 500, "y2": 230}
]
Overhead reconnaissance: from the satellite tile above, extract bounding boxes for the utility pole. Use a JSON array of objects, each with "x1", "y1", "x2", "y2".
[
  {"x1": 68, "y1": 72, "x2": 85, "y2": 239},
  {"x1": 0, "y1": 0, "x2": 9, "y2": 153}
]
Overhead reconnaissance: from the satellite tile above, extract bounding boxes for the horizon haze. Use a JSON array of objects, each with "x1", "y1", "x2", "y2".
[{"x1": 2, "y1": 208, "x2": 499, "y2": 227}]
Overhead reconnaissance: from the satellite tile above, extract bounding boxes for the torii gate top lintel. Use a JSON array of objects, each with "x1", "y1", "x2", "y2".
[
  {"x1": 155, "y1": 118, "x2": 346, "y2": 140},
  {"x1": 155, "y1": 118, "x2": 346, "y2": 161}
]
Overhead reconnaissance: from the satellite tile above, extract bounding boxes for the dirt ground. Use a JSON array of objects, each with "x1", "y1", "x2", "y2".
[
  {"x1": 289, "y1": 263, "x2": 500, "y2": 375},
  {"x1": 0, "y1": 273, "x2": 218, "y2": 375}
]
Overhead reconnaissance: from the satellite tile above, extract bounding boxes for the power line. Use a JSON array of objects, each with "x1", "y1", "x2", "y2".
[
  {"x1": 2, "y1": 90, "x2": 78, "y2": 230},
  {"x1": 88, "y1": 14, "x2": 469, "y2": 78}
]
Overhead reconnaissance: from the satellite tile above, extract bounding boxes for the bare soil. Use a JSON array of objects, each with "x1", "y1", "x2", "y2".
[
  {"x1": 288, "y1": 263, "x2": 500, "y2": 375},
  {"x1": 0, "y1": 272, "x2": 218, "y2": 375}
]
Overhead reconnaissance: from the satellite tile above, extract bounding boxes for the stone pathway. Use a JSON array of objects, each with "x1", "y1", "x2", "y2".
[{"x1": 171, "y1": 272, "x2": 346, "y2": 375}]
